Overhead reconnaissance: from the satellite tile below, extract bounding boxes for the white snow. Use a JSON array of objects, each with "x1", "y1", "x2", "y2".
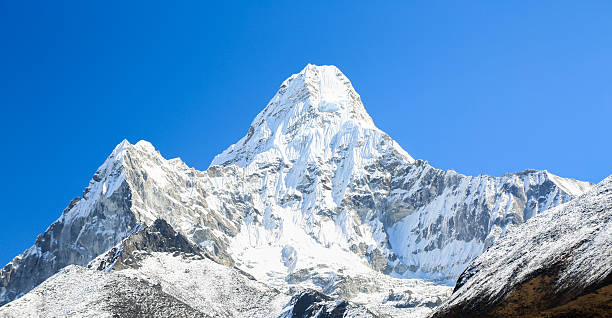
[
  {"x1": 0, "y1": 266, "x2": 114, "y2": 317},
  {"x1": 546, "y1": 170, "x2": 593, "y2": 196},
  {"x1": 119, "y1": 252, "x2": 290, "y2": 317}
]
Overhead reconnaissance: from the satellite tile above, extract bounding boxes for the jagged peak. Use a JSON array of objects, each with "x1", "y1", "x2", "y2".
[
  {"x1": 112, "y1": 138, "x2": 131, "y2": 153},
  {"x1": 259, "y1": 63, "x2": 374, "y2": 128},
  {"x1": 110, "y1": 139, "x2": 158, "y2": 154},
  {"x1": 74, "y1": 139, "x2": 167, "y2": 207},
  {"x1": 104, "y1": 139, "x2": 132, "y2": 163},
  {"x1": 105, "y1": 139, "x2": 155, "y2": 166},
  {"x1": 211, "y1": 64, "x2": 412, "y2": 167}
]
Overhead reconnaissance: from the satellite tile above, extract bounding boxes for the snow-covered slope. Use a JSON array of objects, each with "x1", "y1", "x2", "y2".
[
  {"x1": 431, "y1": 175, "x2": 612, "y2": 318},
  {"x1": 0, "y1": 220, "x2": 287, "y2": 318},
  {"x1": 0, "y1": 265, "x2": 208, "y2": 318},
  {"x1": 0, "y1": 64, "x2": 593, "y2": 316}
]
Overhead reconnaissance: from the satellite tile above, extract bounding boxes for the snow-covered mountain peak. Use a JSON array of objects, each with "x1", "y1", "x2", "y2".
[
  {"x1": 211, "y1": 64, "x2": 413, "y2": 167},
  {"x1": 112, "y1": 138, "x2": 131, "y2": 154},
  {"x1": 1, "y1": 66, "x2": 597, "y2": 316},
  {"x1": 302, "y1": 64, "x2": 370, "y2": 115},
  {"x1": 103, "y1": 139, "x2": 158, "y2": 166},
  {"x1": 285, "y1": 64, "x2": 372, "y2": 121}
]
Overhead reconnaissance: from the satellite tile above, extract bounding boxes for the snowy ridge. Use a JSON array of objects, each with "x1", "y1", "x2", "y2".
[{"x1": 384, "y1": 165, "x2": 593, "y2": 280}]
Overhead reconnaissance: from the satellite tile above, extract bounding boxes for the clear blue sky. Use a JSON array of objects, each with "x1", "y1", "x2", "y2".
[{"x1": 1, "y1": 1, "x2": 610, "y2": 265}]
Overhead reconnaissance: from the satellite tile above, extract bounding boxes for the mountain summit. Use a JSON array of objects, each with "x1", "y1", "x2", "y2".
[
  {"x1": 212, "y1": 64, "x2": 413, "y2": 167},
  {"x1": 0, "y1": 65, "x2": 594, "y2": 317}
]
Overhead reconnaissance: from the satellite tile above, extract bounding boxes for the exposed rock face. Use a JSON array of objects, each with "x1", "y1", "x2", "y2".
[
  {"x1": 88, "y1": 219, "x2": 203, "y2": 272},
  {"x1": 431, "y1": 175, "x2": 612, "y2": 318},
  {"x1": 282, "y1": 289, "x2": 377, "y2": 318},
  {"x1": 0, "y1": 64, "x2": 594, "y2": 314}
]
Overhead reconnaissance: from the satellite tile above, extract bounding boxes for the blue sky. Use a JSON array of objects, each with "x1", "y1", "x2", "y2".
[{"x1": 0, "y1": 1, "x2": 610, "y2": 265}]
